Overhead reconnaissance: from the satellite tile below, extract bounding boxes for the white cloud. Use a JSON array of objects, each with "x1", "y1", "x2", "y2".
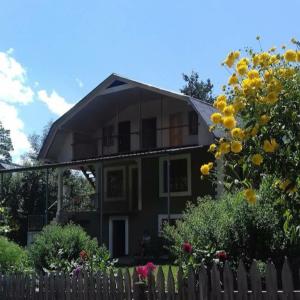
[
  {"x1": 0, "y1": 101, "x2": 31, "y2": 161},
  {"x1": 0, "y1": 50, "x2": 34, "y2": 105},
  {"x1": 0, "y1": 49, "x2": 33, "y2": 161},
  {"x1": 75, "y1": 78, "x2": 84, "y2": 88},
  {"x1": 37, "y1": 89, "x2": 74, "y2": 116}
]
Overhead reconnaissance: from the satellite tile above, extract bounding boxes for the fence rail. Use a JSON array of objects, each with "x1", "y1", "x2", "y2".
[{"x1": 1, "y1": 258, "x2": 300, "y2": 300}]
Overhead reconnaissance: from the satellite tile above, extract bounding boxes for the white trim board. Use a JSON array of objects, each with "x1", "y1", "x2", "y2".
[{"x1": 109, "y1": 216, "x2": 129, "y2": 256}]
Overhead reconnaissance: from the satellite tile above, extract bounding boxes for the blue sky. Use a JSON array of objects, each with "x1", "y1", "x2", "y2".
[{"x1": 0, "y1": 0, "x2": 299, "y2": 160}]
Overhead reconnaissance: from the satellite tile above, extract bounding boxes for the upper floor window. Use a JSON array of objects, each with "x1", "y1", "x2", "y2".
[
  {"x1": 104, "y1": 166, "x2": 126, "y2": 201},
  {"x1": 103, "y1": 125, "x2": 114, "y2": 147},
  {"x1": 159, "y1": 153, "x2": 191, "y2": 197},
  {"x1": 142, "y1": 117, "x2": 157, "y2": 149},
  {"x1": 188, "y1": 111, "x2": 198, "y2": 135}
]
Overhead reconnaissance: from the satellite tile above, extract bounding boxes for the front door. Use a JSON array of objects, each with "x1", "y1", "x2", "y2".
[
  {"x1": 110, "y1": 217, "x2": 128, "y2": 257},
  {"x1": 118, "y1": 121, "x2": 131, "y2": 152}
]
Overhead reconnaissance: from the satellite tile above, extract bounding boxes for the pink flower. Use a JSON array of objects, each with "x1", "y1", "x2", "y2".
[
  {"x1": 182, "y1": 242, "x2": 192, "y2": 254},
  {"x1": 136, "y1": 266, "x2": 148, "y2": 280},
  {"x1": 145, "y1": 262, "x2": 156, "y2": 272},
  {"x1": 80, "y1": 250, "x2": 88, "y2": 260},
  {"x1": 216, "y1": 250, "x2": 228, "y2": 260}
]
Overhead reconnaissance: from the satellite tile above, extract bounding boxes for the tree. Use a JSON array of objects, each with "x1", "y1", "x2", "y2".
[
  {"x1": 0, "y1": 121, "x2": 13, "y2": 163},
  {"x1": 180, "y1": 71, "x2": 214, "y2": 104}
]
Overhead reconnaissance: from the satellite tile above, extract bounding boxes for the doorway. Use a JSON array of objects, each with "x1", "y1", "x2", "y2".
[{"x1": 109, "y1": 216, "x2": 129, "y2": 257}]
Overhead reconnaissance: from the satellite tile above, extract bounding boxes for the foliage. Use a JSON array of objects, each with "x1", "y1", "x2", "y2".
[
  {"x1": 200, "y1": 39, "x2": 300, "y2": 241},
  {"x1": 28, "y1": 223, "x2": 114, "y2": 274},
  {"x1": 180, "y1": 71, "x2": 214, "y2": 103},
  {"x1": 163, "y1": 178, "x2": 286, "y2": 270},
  {"x1": 0, "y1": 121, "x2": 13, "y2": 163},
  {"x1": 0, "y1": 236, "x2": 32, "y2": 274}
]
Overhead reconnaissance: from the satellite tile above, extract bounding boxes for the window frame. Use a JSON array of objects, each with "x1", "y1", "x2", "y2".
[
  {"x1": 103, "y1": 125, "x2": 114, "y2": 147},
  {"x1": 157, "y1": 214, "x2": 182, "y2": 236},
  {"x1": 159, "y1": 153, "x2": 192, "y2": 197},
  {"x1": 188, "y1": 110, "x2": 199, "y2": 135},
  {"x1": 104, "y1": 166, "x2": 126, "y2": 201}
]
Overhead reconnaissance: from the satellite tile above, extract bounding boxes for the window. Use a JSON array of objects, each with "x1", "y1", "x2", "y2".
[
  {"x1": 104, "y1": 166, "x2": 126, "y2": 201},
  {"x1": 159, "y1": 154, "x2": 191, "y2": 197},
  {"x1": 103, "y1": 125, "x2": 114, "y2": 147},
  {"x1": 142, "y1": 118, "x2": 157, "y2": 149},
  {"x1": 158, "y1": 214, "x2": 182, "y2": 236},
  {"x1": 188, "y1": 111, "x2": 198, "y2": 135}
]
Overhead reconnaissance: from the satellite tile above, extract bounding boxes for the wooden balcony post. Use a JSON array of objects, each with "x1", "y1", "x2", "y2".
[
  {"x1": 95, "y1": 162, "x2": 104, "y2": 243},
  {"x1": 56, "y1": 168, "x2": 64, "y2": 221}
]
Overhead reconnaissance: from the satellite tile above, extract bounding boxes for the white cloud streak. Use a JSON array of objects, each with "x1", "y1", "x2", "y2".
[{"x1": 37, "y1": 90, "x2": 74, "y2": 116}]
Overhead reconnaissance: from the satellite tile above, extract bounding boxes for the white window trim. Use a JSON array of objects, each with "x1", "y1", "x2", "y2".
[
  {"x1": 159, "y1": 153, "x2": 192, "y2": 197},
  {"x1": 157, "y1": 214, "x2": 182, "y2": 236},
  {"x1": 104, "y1": 166, "x2": 126, "y2": 202},
  {"x1": 109, "y1": 216, "x2": 129, "y2": 256}
]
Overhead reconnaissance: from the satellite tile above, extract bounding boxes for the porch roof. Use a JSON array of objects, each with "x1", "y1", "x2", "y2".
[{"x1": 0, "y1": 145, "x2": 204, "y2": 174}]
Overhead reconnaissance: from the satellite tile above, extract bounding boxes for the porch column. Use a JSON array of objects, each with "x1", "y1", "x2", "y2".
[
  {"x1": 56, "y1": 168, "x2": 64, "y2": 221},
  {"x1": 95, "y1": 162, "x2": 104, "y2": 244}
]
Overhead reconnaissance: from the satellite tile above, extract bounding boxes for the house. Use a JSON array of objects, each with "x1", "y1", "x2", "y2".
[{"x1": 38, "y1": 73, "x2": 220, "y2": 258}]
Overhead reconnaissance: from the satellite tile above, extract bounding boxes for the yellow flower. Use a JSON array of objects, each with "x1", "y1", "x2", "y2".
[
  {"x1": 216, "y1": 101, "x2": 226, "y2": 112},
  {"x1": 284, "y1": 49, "x2": 297, "y2": 62},
  {"x1": 237, "y1": 64, "x2": 248, "y2": 76},
  {"x1": 223, "y1": 105, "x2": 235, "y2": 116},
  {"x1": 259, "y1": 115, "x2": 270, "y2": 125},
  {"x1": 297, "y1": 51, "x2": 300, "y2": 62},
  {"x1": 243, "y1": 188, "x2": 256, "y2": 204},
  {"x1": 231, "y1": 127, "x2": 244, "y2": 139},
  {"x1": 251, "y1": 124, "x2": 259, "y2": 137},
  {"x1": 266, "y1": 92, "x2": 278, "y2": 104},
  {"x1": 219, "y1": 142, "x2": 231, "y2": 154},
  {"x1": 247, "y1": 69, "x2": 259, "y2": 79},
  {"x1": 208, "y1": 162, "x2": 214, "y2": 169},
  {"x1": 224, "y1": 52, "x2": 235, "y2": 68},
  {"x1": 223, "y1": 116, "x2": 236, "y2": 129},
  {"x1": 215, "y1": 151, "x2": 222, "y2": 159},
  {"x1": 258, "y1": 52, "x2": 271, "y2": 67},
  {"x1": 263, "y1": 138, "x2": 278, "y2": 153},
  {"x1": 228, "y1": 73, "x2": 239, "y2": 85},
  {"x1": 264, "y1": 70, "x2": 272, "y2": 81},
  {"x1": 252, "y1": 54, "x2": 260, "y2": 66},
  {"x1": 232, "y1": 98, "x2": 245, "y2": 112},
  {"x1": 231, "y1": 141, "x2": 242, "y2": 153},
  {"x1": 216, "y1": 94, "x2": 227, "y2": 103},
  {"x1": 200, "y1": 164, "x2": 210, "y2": 175},
  {"x1": 251, "y1": 154, "x2": 263, "y2": 166},
  {"x1": 210, "y1": 113, "x2": 223, "y2": 124},
  {"x1": 208, "y1": 144, "x2": 217, "y2": 152}
]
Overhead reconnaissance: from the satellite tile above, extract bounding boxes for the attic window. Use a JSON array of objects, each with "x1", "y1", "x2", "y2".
[{"x1": 106, "y1": 80, "x2": 127, "y2": 89}]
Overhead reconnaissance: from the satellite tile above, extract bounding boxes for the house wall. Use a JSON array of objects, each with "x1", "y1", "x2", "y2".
[{"x1": 99, "y1": 147, "x2": 215, "y2": 256}]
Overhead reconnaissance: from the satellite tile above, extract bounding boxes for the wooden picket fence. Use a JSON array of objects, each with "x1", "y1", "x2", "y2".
[{"x1": 0, "y1": 258, "x2": 299, "y2": 299}]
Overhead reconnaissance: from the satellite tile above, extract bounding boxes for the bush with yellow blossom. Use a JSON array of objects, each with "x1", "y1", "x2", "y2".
[{"x1": 201, "y1": 38, "x2": 300, "y2": 241}]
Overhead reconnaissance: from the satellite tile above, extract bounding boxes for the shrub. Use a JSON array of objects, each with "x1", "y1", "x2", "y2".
[
  {"x1": 163, "y1": 177, "x2": 287, "y2": 269},
  {"x1": 0, "y1": 236, "x2": 32, "y2": 274},
  {"x1": 29, "y1": 223, "x2": 113, "y2": 273}
]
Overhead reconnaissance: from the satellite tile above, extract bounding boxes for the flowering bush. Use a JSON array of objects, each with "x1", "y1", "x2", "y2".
[
  {"x1": 200, "y1": 38, "x2": 300, "y2": 240},
  {"x1": 29, "y1": 223, "x2": 114, "y2": 273}
]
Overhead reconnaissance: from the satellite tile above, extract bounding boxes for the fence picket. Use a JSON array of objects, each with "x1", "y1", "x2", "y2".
[
  {"x1": 71, "y1": 274, "x2": 78, "y2": 300},
  {"x1": 237, "y1": 260, "x2": 248, "y2": 300},
  {"x1": 116, "y1": 269, "x2": 124, "y2": 300},
  {"x1": 198, "y1": 264, "x2": 208, "y2": 300},
  {"x1": 103, "y1": 271, "x2": 109, "y2": 300},
  {"x1": 124, "y1": 268, "x2": 132, "y2": 300},
  {"x1": 167, "y1": 266, "x2": 175, "y2": 300},
  {"x1": 250, "y1": 260, "x2": 262, "y2": 300},
  {"x1": 282, "y1": 258, "x2": 294, "y2": 300},
  {"x1": 187, "y1": 266, "x2": 196, "y2": 300},
  {"x1": 156, "y1": 266, "x2": 166, "y2": 300},
  {"x1": 65, "y1": 274, "x2": 70, "y2": 300},
  {"x1": 223, "y1": 261, "x2": 234, "y2": 300},
  {"x1": 109, "y1": 269, "x2": 117, "y2": 300},
  {"x1": 148, "y1": 270, "x2": 156, "y2": 300},
  {"x1": 266, "y1": 261, "x2": 278, "y2": 300},
  {"x1": 211, "y1": 262, "x2": 221, "y2": 300},
  {"x1": 177, "y1": 267, "x2": 184, "y2": 300}
]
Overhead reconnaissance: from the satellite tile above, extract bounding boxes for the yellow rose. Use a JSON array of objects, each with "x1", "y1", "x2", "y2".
[
  {"x1": 263, "y1": 138, "x2": 278, "y2": 153},
  {"x1": 237, "y1": 64, "x2": 248, "y2": 76},
  {"x1": 200, "y1": 164, "x2": 210, "y2": 175},
  {"x1": 231, "y1": 141, "x2": 242, "y2": 153},
  {"x1": 216, "y1": 101, "x2": 226, "y2": 112},
  {"x1": 297, "y1": 51, "x2": 300, "y2": 62},
  {"x1": 251, "y1": 154, "x2": 263, "y2": 166},
  {"x1": 215, "y1": 151, "x2": 222, "y2": 159},
  {"x1": 284, "y1": 49, "x2": 297, "y2": 62},
  {"x1": 216, "y1": 94, "x2": 227, "y2": 103},
  {"x1": 247, "y1": 69, "x2": 259, "y2": 79},
  {"x1": 231, "y1": 127, "x2": 244, "y2": 139},
  {"x1": 219, "y1": 142, "x2": 231, "y2": 154},
  {"x1": 259, "y1": 115, "x2": 270, "y2": 125},
  {"x1": 210, "y1": 113, "x2": 223, "y2": 124},
  {"x1": 264, "y1": 70, "x2": 272, "y2": 81},
  {"x1": 223, "y1": 105, "x2": 235, "y2": 116},
  {"x1": 228, "y1": 73, "x2": 239, "y2": 85},
  {"x1": 266, "y1": 92, "x2": 278, "y2": 104},
  {"x1": 243, "y1": 188, "x2": 256, "y2": 204},
  {"x1": 223, "y1": 116, "x2": 236, "y2": 129},
  {"x1": 208, "y1": 162, "x2": 214, "y2": 169},
  {"x1": 208, "y1": 144, "x2": 217, "y2": 152}
]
